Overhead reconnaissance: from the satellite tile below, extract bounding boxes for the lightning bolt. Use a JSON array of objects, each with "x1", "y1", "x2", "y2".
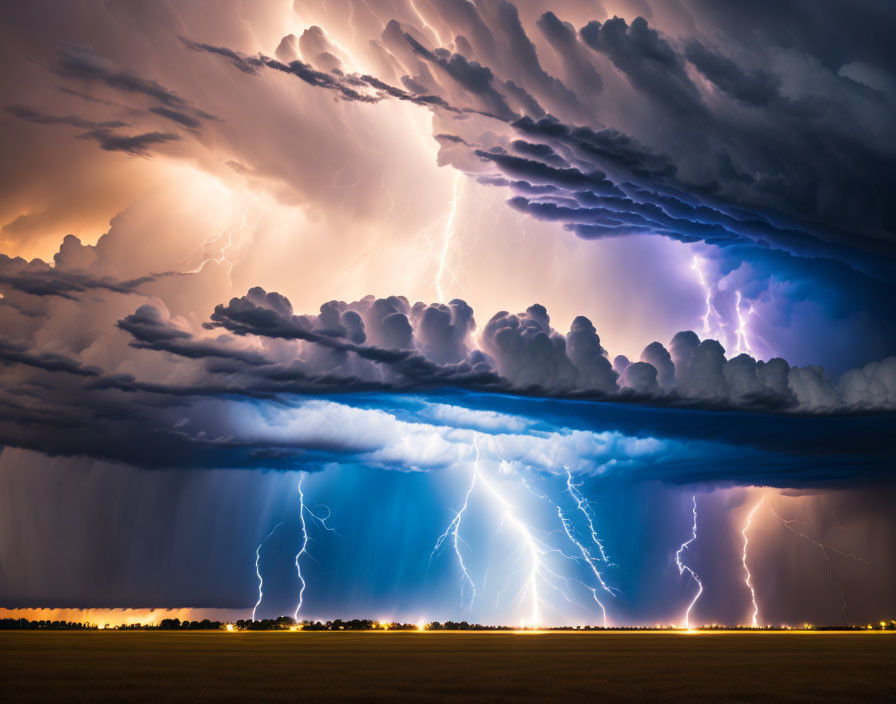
[
  {"x1": 293, "y1": 473, "x2": 338, "y2": 621},
  {"x1": 565, "y1": 469, "x2": 614, "y2": 566},
  {"x1": 741, "y1": 497, "x2": 765, "y2": 627},
  {"x1": 554, "y1": 505, "x2": 611, "y2": 626},
  {"x1": 691, "y1": 255, "x2": 722, "y2": 342},
  {"x1": 433, "y1": 442, "x2": 619, "y2": 626},
  {"x1": 766, "y1": 502, "x2": 874, "y2": 625},
  {"x1": 182, "y1": 201, "x2": 266, "y2": 286},
  {"x1": 692, "y1": 255, "x2": 759, "y2": 355},
  {"x1": 674, "y1": 496, "x2": 703, "y2": 629},
  {"x1": 435, "y1": 172, "x2": 464, "y2": 302},
  {"x1": 431, "y1": 459, "x2": 478, "y2": 612},
  {"x1": 251, "y1": 521, "x2": 284, "y2": 621}
]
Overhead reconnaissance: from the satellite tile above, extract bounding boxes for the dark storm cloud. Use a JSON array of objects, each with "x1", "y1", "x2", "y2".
[
  {"x1": 0, "y1": 252, "x2": 161, "y2": 299},
  {"x1": 492, "y1": 1, "x2": 590, "y2": 120},
  {"x1": 403, "y1": 34, "x2": 515, "y2": 119},
  {"x1": 56, "y1": 45, "x2": 189, "y2": 109},
  {"x1": 148, "y1": 107, "x2": 201, "y2": 128},
  {"x1": 0, "y1": 0, "x2": 894, "y2": 484},
  {"x1": 536, "y1": 12, "x2": 603, "y2": 96},
  {"x1": 0, "y1": 337, "x2": 100, "y2": 377},
  {"x1": 78, "y1": 128, "x2": 180, "y2": 156},
  {"x1": 111, "y1": 288, "x2": 896, "y2": 416},
  {"x1": 683, "y1": 41, "x2": 781, "y2": 107},
  {"x1": 5, "y1": 104, "x2": 127, "y2": 130},
  {"x1": 580, "y1": 16, "x2": 703, "y2": 118}
]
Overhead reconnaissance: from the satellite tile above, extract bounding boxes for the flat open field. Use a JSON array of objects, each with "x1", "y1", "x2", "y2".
[{"x1": 2, "y1": 631, "x2": 895, "y2": 703}]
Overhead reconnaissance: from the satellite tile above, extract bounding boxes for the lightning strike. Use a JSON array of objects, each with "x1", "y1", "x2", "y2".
[
  {"x1": 691, "y1": 255, "x2": 721, "y2": 342},
  {"x1": 565, "y1": 469, "x2": 613, "y2": 565},
  {"x1": 674, "y1": 496, "x2": 703, "y2": 629},
  {"x1": 734, "y1": 290, "x2": 754, "y2": 356},
  {"x1": 183, "y1": 201, "x2": 266, "y2": 286},
  {"x1": 292, "y1": 473, "x2": 338, "y2": 621},
  {"x1": 741, "y1": 497, "x2": 765, "y2": 627},
  {"x1": 431, "y1": 459, "x2": 478, "y2": 612},
  {"x1": 766, "y1": 502, "x2": 874, "y2": 624},
  {"x1": 555, "y1": 506, "x2": 610, "y2": 625},
  {"x1": 433, "y1": 443, "x2": 619, "y2": 626},
  {"x1": 251, "y1": 521, "x2": 284, "y2": 621},
  {"x1": 435, "y1": 172, "x2": 464, "y2": 302}
]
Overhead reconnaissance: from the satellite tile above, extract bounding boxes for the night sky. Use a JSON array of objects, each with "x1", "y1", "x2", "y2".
[{"x1": 1, "y1": 0, "x2": 894, "y2": 628}]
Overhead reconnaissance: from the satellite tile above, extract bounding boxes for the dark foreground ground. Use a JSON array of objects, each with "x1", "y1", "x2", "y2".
[{"x1": 2, "y1": 631, "x2": 895, "y2": 703}]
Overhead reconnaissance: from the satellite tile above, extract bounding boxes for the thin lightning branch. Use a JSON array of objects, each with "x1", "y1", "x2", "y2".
[
  {"x1": 474, "y1": 466, "x2": 542, "y2": 627},
  {"x1": 431, "y1": 459, "x2": 478, "y2": 612},
  {"x1": 251, "y1": 521, "x2": 284, "y2": 621},
  {"x1": 734, "y1": 290, "x2": 754, "y2": 356},
  {"x1": 565, "y1": 469, "x2": 614, "y2": 565},
  {"x1": 555, "y1": 506, "x2": 610, "y2": 625},
  {"x1": 434, "y1": 445, "x2": 619, "y2": 626},
  {"x1": 691, "y1": 255, "x2": 718, "y2": 341},
  {"x1": 181, "y1": 201, "x2": 266, "y2": 287},
  {"x1": 766, "y1": 502, "x2": 874, "y2": 625},
  {"x1": 292, "y1": 474, "x2": 338, "y2": 621},
  {"x1": 674, "y1": 496, "x2": 703, "y2": 629},
  {"x1": 741, "y1": 497, "x2": 765, "y2": 627},
  {"x1": 435, "y1": 172, "x2": 464, "y2": 302},
  {"x1": 692, "y1": 255, "x2": 758, "y2": 354}
]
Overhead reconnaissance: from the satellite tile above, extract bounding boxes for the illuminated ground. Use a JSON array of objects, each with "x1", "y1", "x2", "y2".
[{"x1": 2, "y1": 631, "x2": 895, "y2": 702}]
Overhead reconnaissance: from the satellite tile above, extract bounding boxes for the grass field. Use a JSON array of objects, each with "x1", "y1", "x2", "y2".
[{"x1": 2, "y1": 630, "x2": 895, "y2": 702}]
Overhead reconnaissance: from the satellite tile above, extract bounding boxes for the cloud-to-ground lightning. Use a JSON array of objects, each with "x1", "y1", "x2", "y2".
[
  {"x1": 766, "y1": 502, "x2": 875, "y2": 624},
  {"x1": 741, "y1": 497, "x2": 765, "y2": 627},
  {"x1": 251, "y1": 521, "x2": 284, "y2": 621},
  {"x1": 674, "y1": 496, "x2": 703, "y2": 629},
  {"x1": 431, "y1": 457, "x2": 478, "y2": 612},
  {"x1": 554, "y1": 505, "x2": 611, "y2": 626},
  {"x1": 565, "y1": 469, "x2": 614, "y2": 566},
  {"x1": 293, "y1": 473, "x2": 339, "y2": 621},
  {"x1": 432, "y1": 440, "x2": 619, "y2": 626}
]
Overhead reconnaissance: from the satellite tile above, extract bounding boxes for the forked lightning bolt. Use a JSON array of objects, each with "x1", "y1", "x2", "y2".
[
  {"x1": 293, "y1": 473, "x2": 338, "y2": 621},
  {"x1": 766, "y1": 502, "x2": 874, "y2": 624},
  {"x1": 252, "y1": 521, "x2": 284, "y2": 621},
  {"x1": 431, "y1": 461, "x2": 478, "y2": 611},
  {"x1": 741, "y1": 498, "x2": 765, "y2": 627},
  {"x1": 674, "y1": 496, "x2": 703, "y2": 629},
  {"x1": 432, "y1": 440, "x2": 619, "y2": 626},
  {"x1": 565, "y1": 469, "x2": 614, "y2": 566}
]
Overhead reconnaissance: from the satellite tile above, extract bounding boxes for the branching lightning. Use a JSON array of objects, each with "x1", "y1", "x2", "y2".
[
  {"x1": 182, "y1": 201, "x2": 266, "y2": 286},
  {"x1": 692, "y1": 255, "x2": 760, "y2": 356},
  {"x1": 432, "y1": 440, "x2": 619, "y2": 626},
  {"x1": 251, "y1": 521, "x2": 284, "y2": 621},
  {"x1": 734, "y1": 290, "x2": 754, "y2": 356},
  {"x1": 431, "y1": 460, "x2": 478, "y2": 611},
  {"x1": 741, "y1": 497, "x2": 765, "y2": 627},
  {"x1": 293, "y1": 473, "x2": 338, "y2": 621},
  {"x1": 691, "y1": 255, "x2": 725, "y2": 343},
  {"x1": 565, "y1": 469, "x2": 614, "y2": 566},
  {"x1": 766, "y1": 502, "x2": 874, "y2": 624},
  {"x1": 674, "y1": 496, "x2": 703, "y2": 629}
]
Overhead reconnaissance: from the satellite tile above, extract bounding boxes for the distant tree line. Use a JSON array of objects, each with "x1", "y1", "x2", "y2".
[
  {"x1": 3, "y1": 617, "x2": 894, "y2": 631},
  {"x1": 0, "y1": 619, "x2": 96, "y2": 630}
]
